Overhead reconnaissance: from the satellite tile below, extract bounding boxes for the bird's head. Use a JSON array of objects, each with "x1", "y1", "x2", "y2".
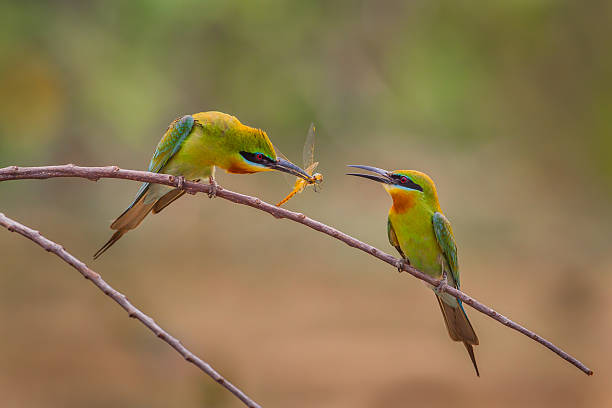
[
  {"x1": 346, "y1": 165, "x2": 440, "y2": 212},
  {"x1": 195, "y1": 111, "x2": 310, "y2": 180},
  {"x1": 235, "y1": 132, "x2": 311, "y2": 180}
]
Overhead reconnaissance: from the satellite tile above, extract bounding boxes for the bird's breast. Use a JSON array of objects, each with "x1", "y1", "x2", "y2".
[{"x1": 389, "y1": 209, "x2": 442, "y2": 278}]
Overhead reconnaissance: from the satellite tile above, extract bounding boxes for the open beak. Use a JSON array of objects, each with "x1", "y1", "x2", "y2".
[
  {"x1": 269, "y1": 158, "x2": 311, "y2": 180},
  {"x1": 346, "y1": 164, "x2": 393, "y2": 184}
]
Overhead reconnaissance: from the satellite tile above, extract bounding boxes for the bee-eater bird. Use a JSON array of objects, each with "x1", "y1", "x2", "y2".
[
  {"x1": 347, "y1": 165, "x2": 480, "y2": 376},
  {"x1": 93, "y1": 111, "x2": 310, "y2": 259}
]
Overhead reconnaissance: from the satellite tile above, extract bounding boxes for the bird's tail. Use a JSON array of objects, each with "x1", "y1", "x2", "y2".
[
  {"x1": 151, "y1": 178, "x2": 199, "y2": 213},
  {"x1": 93, "y1": 188, "x2": 155, "y2": 259},
  {"x1": 436, "y1": 295, "x2": 480, "y2": 376}
]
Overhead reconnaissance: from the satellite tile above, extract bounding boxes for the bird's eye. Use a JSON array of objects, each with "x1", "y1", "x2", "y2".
[
  {"x1": 400, "y1": 176, "x2": 408, "y2": 184},
  {"x1": 255, "y1": 153, "x2": 263, "y2": 162}
]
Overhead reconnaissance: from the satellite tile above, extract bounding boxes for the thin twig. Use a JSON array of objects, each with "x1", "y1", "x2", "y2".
[
  {"x1": 0, "y1": 164, "x2": 594, "y2": 376},
  {"x1": 0, "y1": 212, "x2": 262, "y2": 408}
]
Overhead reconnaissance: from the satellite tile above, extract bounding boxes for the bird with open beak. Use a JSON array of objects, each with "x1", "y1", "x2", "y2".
[{"x1": 347, "y1": 164, "x2": 480, "y2": 376}]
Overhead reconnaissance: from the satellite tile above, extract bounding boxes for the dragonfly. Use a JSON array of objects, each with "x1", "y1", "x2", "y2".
[{"x1": 276, "y1": 123, "x2": 323, "y2": 207}]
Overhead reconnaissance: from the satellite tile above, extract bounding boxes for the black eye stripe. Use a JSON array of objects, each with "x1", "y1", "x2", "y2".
[
  {"x1": 391, "y1": 174, "x2": 423, "y2": 192},
  {"x1": 239, "y1": 151, "x2": 274, "y2": 164}
]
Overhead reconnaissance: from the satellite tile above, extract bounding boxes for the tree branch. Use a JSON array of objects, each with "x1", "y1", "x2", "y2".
[
  {"x1": 0, "y1": 211, "x2": 262, "y2": 408},
  {"x1": 0, "y1": 165, "x2": 594, "y2": 376}
]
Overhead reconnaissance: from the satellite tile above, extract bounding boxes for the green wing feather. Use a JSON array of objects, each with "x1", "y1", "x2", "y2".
[
  {"x1": 129, "y1": 115, "x2": 195, "y2": 208},
  {"x1": 432, "y1": 212, "x2": 480, "y2": 375},
  {"x1": 147, "y1": 115, "x2": 195, "y2": 173},
  {"x1": 432, "y1": 212, "x2": 459, "y2": 287}
]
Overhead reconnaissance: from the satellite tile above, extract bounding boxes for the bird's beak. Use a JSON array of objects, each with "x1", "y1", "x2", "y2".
[
  {"x1": 269, "y1": 158, "x2": 311, "y2": 180},
  {"x1": 346, "y1": 164, "x2": 393, "y2": 184}
]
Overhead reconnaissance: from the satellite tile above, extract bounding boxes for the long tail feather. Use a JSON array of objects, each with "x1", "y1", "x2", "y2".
[
  {"x1": 110, "y1": 198, "x2": 154, "y2": 231},
  {"x1": 94, "y1": 190, "x2": 155, "y2": 259},
  {"x1": 93, "y1": 230, "x2": 125, "y2": 260},
  {"x1": 463, "y1": 342, "x2": 480, "y2": 377},
  {"x1": 436, "y1": 295, "x2": 480, "y2": 376},
  {"x1": 95, "y1": 181, "x2": 192, "y2": 258},
  {"x1": 152, "y1": 189, "x2": 186, "y2": 214},
  {"x1": 152, "y1": 179, "x2": 199, "y2": 214}
]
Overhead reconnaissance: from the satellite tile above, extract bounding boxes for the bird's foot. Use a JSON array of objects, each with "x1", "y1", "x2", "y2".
[
  {"x1": 208, "y1": 176, "x2": 218, "y2": 198},
  {"x1": 396, "y1": 258, "x2": 410, "y2": 273},
  {"x1": 434, "y1": 270, "x2": 448, "y2": 295},
  {"x1": 176, "y1": 176, "x2": 186, "y2": 190}
]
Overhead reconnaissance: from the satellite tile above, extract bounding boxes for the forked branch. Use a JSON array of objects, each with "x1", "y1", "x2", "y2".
[
  {"x1": 0, "y1": 211, "x2": 262, "y2": 408},
  {"x1": 0, "y1": 164, "x2": 593, "y2": 379}
]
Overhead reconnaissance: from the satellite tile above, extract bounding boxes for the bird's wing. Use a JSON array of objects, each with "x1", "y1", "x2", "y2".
[
  {"x1": 147, "y1": 115, "x2": 195, "y2": 173},
  {"x1": 387, "y1": 218, "x2": 406, "y2": 259},
  {"x1": 130, "y1": 115, "x2": 195, "y2": 207},
  {"x1": 432, "y1": 212, "x2": 459, "y2": 287}
]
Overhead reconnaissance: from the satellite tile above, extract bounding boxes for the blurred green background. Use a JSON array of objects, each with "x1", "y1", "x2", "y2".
[{"x1": 1, "y1": 1, "x2": 611, "y2": 407}]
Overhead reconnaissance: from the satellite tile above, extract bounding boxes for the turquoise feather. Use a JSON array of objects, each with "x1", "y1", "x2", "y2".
[{"x1": 129, "y1": 115, "x2": 195, "y2": 209}]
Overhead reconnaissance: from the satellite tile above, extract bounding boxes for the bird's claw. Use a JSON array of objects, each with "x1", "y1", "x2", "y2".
[
  {"x1": 434, "y1": 270, "x2": 448, "y2": 295},
  {"x1": 176, "y1": 176, "x2": 186, "y2": 190},
  {"x1": 396, "y1": 259, "x2": 409, "y2": 273},
  {"x1": 208, "y1": 177, "x2": 218, "y2": 198}
]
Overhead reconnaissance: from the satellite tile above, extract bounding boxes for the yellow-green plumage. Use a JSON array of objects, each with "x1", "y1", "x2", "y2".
[
  {"x1": 94, "y1": 111, "x2": 305, "y2": 259},
  {"x1": 386, "y1": 171, "x2": 479, "y2": 376},
  {"x1": 348, "y1": 166, "x2": 480, "y2": 376}
]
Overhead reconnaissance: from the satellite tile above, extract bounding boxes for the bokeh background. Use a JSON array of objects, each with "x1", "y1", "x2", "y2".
[{"x1": 1, "y1": 1, "x2": 611, "y2": 407}]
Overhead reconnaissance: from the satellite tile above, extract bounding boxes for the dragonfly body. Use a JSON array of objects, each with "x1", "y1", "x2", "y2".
[{"x1": 277, "y1": 124, "x2": 323, "y2": 206}]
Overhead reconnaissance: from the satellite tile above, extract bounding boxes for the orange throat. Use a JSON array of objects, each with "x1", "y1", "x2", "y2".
[
  {"x1": 389, "y1": 190, "x2": 416, "y2": 214},
  {"x1": 226, "y1": 159, "x2": 257, "y2": 174}
]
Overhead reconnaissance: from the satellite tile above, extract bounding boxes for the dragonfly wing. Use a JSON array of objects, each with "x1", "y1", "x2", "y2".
[
  {"x1": 305, "y1": 161, "x2": 319, "y2": 175},
  {"x1": 302, "y1": 122, "x2": 316, "y2": 168}
]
